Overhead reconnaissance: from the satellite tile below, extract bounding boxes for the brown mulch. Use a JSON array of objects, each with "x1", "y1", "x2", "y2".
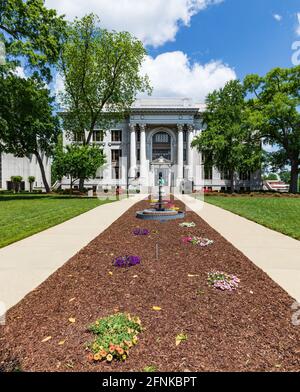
[{"x1": 1, "y1": 200, "x2": 300, "y2": 372}]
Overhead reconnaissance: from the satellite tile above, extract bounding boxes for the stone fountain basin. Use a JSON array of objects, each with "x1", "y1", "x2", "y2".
[{"x1": 136, "y1": 209, "x2": 185, "y2": 221}]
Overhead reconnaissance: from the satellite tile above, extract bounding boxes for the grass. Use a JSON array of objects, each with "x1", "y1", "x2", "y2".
[
  {"x1": 0, "y1": 194, "x2": 112, "y2": 248},
  {"x1": 204, "y1": 196, "x2": 300, "y2": 240}
]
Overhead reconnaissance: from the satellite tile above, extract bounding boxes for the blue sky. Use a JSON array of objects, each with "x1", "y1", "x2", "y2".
[
  {"x1": 46, "y1": 0, "x2": 300, "y2": 101},
  {"x1": 148, "y1": 0, "x2": 300, "y2": 81}
]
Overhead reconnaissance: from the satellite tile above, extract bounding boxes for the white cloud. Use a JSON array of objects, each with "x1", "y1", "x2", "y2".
[
  {"x1": 273, "y1": 14, "x2": 282, "y2": 22},
  {"x1": 14, "y1": 66, "x2": 26, "y2": 78},
  {"x1": 141, "y1": 51, "x2": 236, "y2": 101},
  {"x1": 296, "y1": 13, "x2": 300, "y2": 36},
  {"x1": 45, "y1": 0, "x2": 222, "y2": 47}
]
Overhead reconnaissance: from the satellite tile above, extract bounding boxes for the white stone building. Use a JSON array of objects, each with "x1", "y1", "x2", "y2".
[
  {"x1": 61, "y1": 98, "x2": 262, "y2": 193},
  {"x1": 0, "y1": 152, "x2": 51, "y2": 192}
]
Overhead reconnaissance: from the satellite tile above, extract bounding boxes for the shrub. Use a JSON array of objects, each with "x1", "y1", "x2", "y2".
[{"x1": 87, "y1": 313, "x2": 142, "y2": 362}]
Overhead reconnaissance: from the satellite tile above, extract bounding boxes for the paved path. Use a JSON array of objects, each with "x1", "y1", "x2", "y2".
[
  {"x1": 177, "y1": 194, "x2": 300, "y2": 302},
  {"x1": 0, "y1": 195, "x2": 145, "y2": 312}
]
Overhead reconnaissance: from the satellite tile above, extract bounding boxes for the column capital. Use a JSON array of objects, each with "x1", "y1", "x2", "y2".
[
  {"x1": 187, "y1": 124, "x2": 194, "y2": 132},
  {"x1": 139, "y1": 123, "x2": 147, "y2": 132},
  {"x1": 177, "y1": 124, "x2": 184, "y2": 132},
  {"x1": 129, "y1": 123, "x2": 137, "y2": 132}
]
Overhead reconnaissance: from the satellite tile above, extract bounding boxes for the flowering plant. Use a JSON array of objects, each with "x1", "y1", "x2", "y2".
[
  {"x1": 182, "y1": 236, "x2": 214, "y2": 247},
  {"x1": 133, "y1": 228, "x2": 150, "y2": 236},
  {"x1": 179, "y1": 222, "x2": 196, "y2": 228},
  {"x1": 207, "y1": 271, "x2": 240, "y2": 291},
  {"x1": 113, "y1": 255, "x2": 141, "y2": 268},
  {"x1": 87, "y1": 313, "x2": 142, "y2": 362}
]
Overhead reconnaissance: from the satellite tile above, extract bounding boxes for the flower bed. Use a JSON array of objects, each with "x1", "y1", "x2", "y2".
[
  {"x1": 113, "y1": 255, "x2": 141, "y2": 268},
  {"x1": 182, "y1": 236, "x2": 214, "y2": 247},
  {"x1": 207, "y1": 271, "x2": 240, "y2": 291},
  {"x1": 87, "y1": 313, "x2": 142, "y2": 362}
]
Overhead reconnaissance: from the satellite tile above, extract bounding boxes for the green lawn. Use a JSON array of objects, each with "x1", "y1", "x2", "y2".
[
  {"x1": 204, "y1": 196, "x2": 300, "y2": 240},
  {"x1": 0, "y1": 194, "x2": 112, "y2": 248}
]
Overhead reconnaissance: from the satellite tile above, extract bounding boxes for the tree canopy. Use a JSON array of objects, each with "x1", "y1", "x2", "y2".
[
  {"x1": 58, "y1": 14, "x2": 151, "y2": 189},
  {"x1": 0, "y1": 0, "x2": 66, "y2": 81},
  {"x1": 192, "y1": 80, "x2": 262, "y2": 192},
  {"x1": 244, "y1": 66, "x2": 300, "y2": 193},
  {"x1": 52, "y1": 144, "x2": 106, "y2": 192},
  {"x1": 0, "y1": 73, "x2": 60, "y2": 192}
]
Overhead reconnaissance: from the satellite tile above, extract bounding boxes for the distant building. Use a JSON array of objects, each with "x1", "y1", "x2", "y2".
[
  {"x1": 61, "y1": 98, "x2": 262, "y2": 192},
  {"x1": 0, "y1": 152, "x2": 51, "y2": 192}
]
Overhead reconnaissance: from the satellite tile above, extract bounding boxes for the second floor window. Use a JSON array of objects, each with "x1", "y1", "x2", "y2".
[
  {"x1": 111, "y1": 130, "x2": 122, "y2": 142},
  {"x1": 93, "y1": 130, "x2": 104, "y2": 142},
  {"x1": 204, "y1": 165, "x2": 213, "y2": 180}
]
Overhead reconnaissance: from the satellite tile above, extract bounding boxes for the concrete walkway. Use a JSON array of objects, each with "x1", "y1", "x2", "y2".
[
  {"x1": 177, "y1": 194, "x2": 300, "y2": 302},
  {"x1": 0, "y1": 194, "x2": 145, "y2": 311}
]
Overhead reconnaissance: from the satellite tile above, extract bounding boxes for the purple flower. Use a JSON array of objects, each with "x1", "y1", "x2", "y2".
[
  {"x1": 113, "y1": 255, "x2": 141, "y2": 268},
  {"x1": 133, "y1": 228, "x2": 150, "y2": 236}
]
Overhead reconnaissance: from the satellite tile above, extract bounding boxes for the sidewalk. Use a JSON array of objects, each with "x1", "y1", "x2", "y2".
[
  {"x1": 0, "y1": 194, "x2": 145, "y2": 311},
  {"x1": 177, "y1": 194, "x2": 300, "y2": 302}
]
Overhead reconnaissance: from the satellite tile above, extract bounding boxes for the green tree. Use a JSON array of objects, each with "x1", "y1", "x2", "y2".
[
  {"x1": 28, "y1": 175, "x2": 35, "y2": 192},
  {"x1": 10, "y1": 175, "x2": 22, "y2": 193},
  {"x1": 244, "y1": 66, "x2": 300, "y2": 193},
  {"x1": 52, "y1": 144, "x2": 105, "y2": 193},
  {"x1": 0, "y1": 0, "x2": 66, "y2": 81},
  {"x1": 192, "y1": 80, "x2": 262, "y2": 192},
  {"x1": 0, "y1": 74, "x2": 60, "y2": 192},
  {"x1": 59, "y1": 14, "x2": 151, "y2": 190}
]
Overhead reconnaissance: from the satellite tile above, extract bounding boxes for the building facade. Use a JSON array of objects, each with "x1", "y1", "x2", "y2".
[
  {"x1": 61, "y1": 98, "x2": 262, "y2": 193},
  {"x1": 0, "y1": 152, "x2": 51, "y2": 192}
]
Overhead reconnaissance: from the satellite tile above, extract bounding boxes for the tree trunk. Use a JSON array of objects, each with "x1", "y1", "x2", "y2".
[
  {"x1": 230, "y1": 171, "x2": 235, "y2": 194},
  {"x1": 290, "y1": 159, "x2": 299, "y2": 193},
  {"x1": 70, "y1": 176, "x2": 73, "y2": 195},
  {"x1": 34, "y1": 151, "x2": 50, "y2": 193},
  {"x1": 79, "y1": 177, "x2": 85, "y2": 192},
  {"x1": 29, "y1": 183, "x2": 33, "y2": 192}
]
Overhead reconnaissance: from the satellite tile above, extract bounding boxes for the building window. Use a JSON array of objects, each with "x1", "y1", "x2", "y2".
[
  {"x1": 221, "y1": 169, "x2": 231, "y2": 180},
  {"x1": 111, "y1": 130, "x2": 122, "y2": 142},
  {"x1": 93, "y1": 130, "x2": 104, "y2": 142},
  {"x1": 239, "y1": 171, "x2": 251, "y2": 181},
  {"x1": 137, "y1": 149, "x2": 140, "y2": 162},
  {"x1": 74, "y1": 132, "x2": 84, "y2": 142},
  {"x1": 152, "y1": 132, "x2": 171, "y2": 161},
  {"x1": 183, "y1": 148, "x2": 187, "y2": 162},
  {"x1": 204, "y1": 165, "x2": 213, "y2": 180},
  {"x1": 111, "y1": 149, "x2": 121, "y2": 163},
  {"x1": 112, "y1": 166, "x2": 120, "y2": 179},
  {"x1": 183, "y1": 130, "x2": 187, "y2": 142}
]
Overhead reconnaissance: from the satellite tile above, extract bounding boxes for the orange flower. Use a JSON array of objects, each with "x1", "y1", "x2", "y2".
[
  {"x1": 100, "y1": 350, "x2": 107, "y2": 358},
  {"x1": 109, "y1": 346, "x2": 115, "y2": 353},
  {"x1": 87, "y1": 353, "x2": 94, "y2": 362},
  {"x1": 117, "y1": 347, "x2": 124, "y2": 355}
]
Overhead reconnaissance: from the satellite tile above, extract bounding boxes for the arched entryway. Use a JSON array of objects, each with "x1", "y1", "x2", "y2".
[{"x1": 152, "y1": 131, "x2": 171, "y2": 161}]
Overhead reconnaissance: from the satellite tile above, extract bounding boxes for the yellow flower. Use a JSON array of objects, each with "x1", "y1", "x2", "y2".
[
  {"x1": 122, "y1": 354, "x2": 127, "y2": 361},
  {"x1": 127, "y1": 341, "x2": 133, "y2": 348},
  {"x1": 93, "y1": 353, "x2": 101, "y2": 361},
  {"x1": 106, "y1": 354, "x2": 113, "y2": 362},
  {"x1": 132, "y1": 338, "x2": 138, "y2": 345}
]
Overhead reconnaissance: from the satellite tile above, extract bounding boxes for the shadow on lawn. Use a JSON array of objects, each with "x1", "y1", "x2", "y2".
[{"x1": 0, "y1": 195, "x2": 96, "y2": 202}]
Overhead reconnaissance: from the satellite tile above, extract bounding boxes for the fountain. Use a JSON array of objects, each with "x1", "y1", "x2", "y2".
[{"x1": 136, "y1": 172, "x2": 185, "y2": 221}]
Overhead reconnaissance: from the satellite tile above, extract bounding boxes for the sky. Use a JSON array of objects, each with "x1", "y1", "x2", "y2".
[{"x1": 44, "y1": 0, "x2": 300, "y2": 102}]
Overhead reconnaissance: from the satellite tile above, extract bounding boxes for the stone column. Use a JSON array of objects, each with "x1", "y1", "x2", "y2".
[
  {"x1": 177, "y1": 124, "x2": 184, "y2": 183},
  {"x1": 187, "y1": 125, "x2": 194, "y2": 181},
  {"x1": 139, "y1": 124, "x2": 147, "y2": 185},
  {"x1": 129, "y1": 124, "x2": 136, "y2": 178}
]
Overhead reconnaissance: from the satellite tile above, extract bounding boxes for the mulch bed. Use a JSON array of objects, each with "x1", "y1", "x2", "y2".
[{"x1": 1, "y1": 199, "x2": 300, "y2": 372}]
